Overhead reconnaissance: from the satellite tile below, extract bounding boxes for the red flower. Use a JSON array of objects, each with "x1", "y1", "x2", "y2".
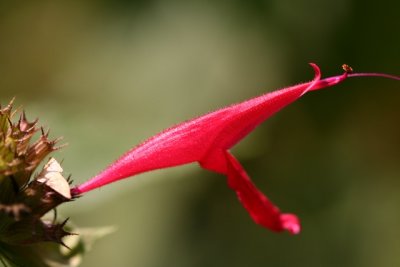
[{"x1": 72, "y1": 64, "x2": 399, "y2": 234}]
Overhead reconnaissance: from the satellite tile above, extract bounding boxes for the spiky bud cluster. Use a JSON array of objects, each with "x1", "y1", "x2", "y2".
[
  {"x1": 0, "y1": 99, "x2": 76, "y2": 266},
  {"x1": 0, "y1": 99, "x2": 62, "y2": 189}
]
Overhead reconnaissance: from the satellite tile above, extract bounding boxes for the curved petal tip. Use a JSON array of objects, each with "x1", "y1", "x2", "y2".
[
  {"x1": 280, "y1": 213, "x2": 301, "y2": 234},
  {"x1": 308, "y1": 62, "x2": 321, "y2": 80}
]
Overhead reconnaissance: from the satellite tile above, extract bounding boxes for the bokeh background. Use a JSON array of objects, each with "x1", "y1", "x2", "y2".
[{"x1": 1, "y1": 0, "x2": 400, "y2": 266}]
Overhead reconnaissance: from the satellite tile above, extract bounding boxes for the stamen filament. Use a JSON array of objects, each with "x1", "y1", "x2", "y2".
[{"x1": 348, "y1": 73, "x2": 400, "y2": 81}]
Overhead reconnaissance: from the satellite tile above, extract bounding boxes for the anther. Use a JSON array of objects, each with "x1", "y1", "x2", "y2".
[{"x1": 342, "y1": 64, "x2": 353, "y2": 73}]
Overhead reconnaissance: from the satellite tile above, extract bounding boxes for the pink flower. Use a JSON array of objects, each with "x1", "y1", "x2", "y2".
[{"x1": 72, "y1": 64, "x2": 399, "y2": 234}]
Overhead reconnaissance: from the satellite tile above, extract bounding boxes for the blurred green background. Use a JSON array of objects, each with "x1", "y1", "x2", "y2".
[{"x1": 1, "y1": 0, "x2": 400, "y2": 266}]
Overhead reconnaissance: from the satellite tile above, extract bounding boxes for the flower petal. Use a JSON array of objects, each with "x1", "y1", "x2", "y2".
[{"x1": 224, "y1": 151, "x2": 300, "y2": 234}]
